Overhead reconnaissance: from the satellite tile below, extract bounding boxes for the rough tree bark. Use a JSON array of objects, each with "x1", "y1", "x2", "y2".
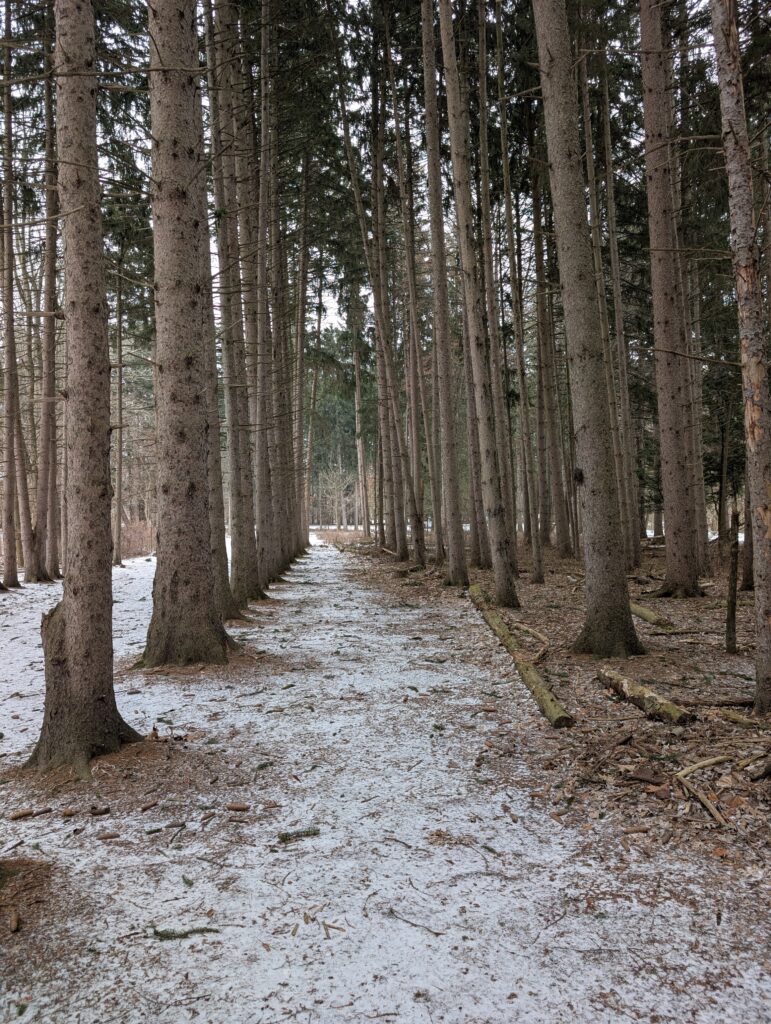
[
  {"x1": 532, "y1": 0, "x2": 643, "y2": 655},
  {"x1": 477, "y1": 0, "x2": 520, "y2": 575},
  {"x1": 640, "y1": 0, "x2": 701, "y2": 596},
  {"x1": 421, "y1": 0, "x2": 467, "y2": 585},
  {"x1": 143, "y1": 0, "x2": 228, "y2": 666},
  {"x1": 600, "y1": 53, "x2": 640, "y2": 568},
  {"x1": 28, "y1": 0, "x2": 140, "y2": 772},
  {"x1": 709, "y1": 0, "x2": 771, "y2": 712},
  {"x1": 438, "y1": 0, "x2": 518, "y2": 607},
  {"x1": 31, "y1": 7, "x2": 58, "y2": 582},
  {"x1": 2, "y1": 0, "x2": 19, "y2": 588}
]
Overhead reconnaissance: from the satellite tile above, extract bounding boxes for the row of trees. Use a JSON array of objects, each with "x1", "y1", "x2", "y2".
[{"x1": 1, "y1": 0, "x2": 769, "y2": 773}]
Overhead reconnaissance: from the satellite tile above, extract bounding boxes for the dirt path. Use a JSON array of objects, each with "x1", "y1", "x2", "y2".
[{"x1": 1, "y1": 539, "x2": 769, "y2": 1023}]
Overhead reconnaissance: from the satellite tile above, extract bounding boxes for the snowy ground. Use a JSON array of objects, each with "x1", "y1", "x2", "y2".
[{"x1": 0, "y1": 537, "x2": 769, "y2": 1023}]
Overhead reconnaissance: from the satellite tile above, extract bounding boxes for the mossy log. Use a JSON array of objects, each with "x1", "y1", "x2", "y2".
[
  {"x1": 468, "y1": 585, "x2": 574, "y2": 729},
  {"x1": 596, "y1": 667, "x2": 695, "y2": 725},
  {"x1": 630, "y1": 602, "x2": 674, "y2": 629}
]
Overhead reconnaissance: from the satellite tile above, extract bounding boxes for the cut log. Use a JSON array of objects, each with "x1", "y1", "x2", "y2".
[
  {"x1": 596, "y1": 667, "x2": 695, "y2": 725},
  {"x1": 469, "y1": 585, "x2": 574, "y2": 728},
  {"x1": 630, "y1": 602, "x2": 674, "y2": 629}
]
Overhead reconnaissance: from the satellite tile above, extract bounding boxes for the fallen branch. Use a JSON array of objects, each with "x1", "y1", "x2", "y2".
[
  {"x1": 713, "y1": 708, "x2": 769, "y2": 728},
  {"x1": 507, "y1": 620, "x2": 550, "y2": 662},
  {"x1": 152, "y1": 925, "x2": 220, "y2": 941},
  {"x1": 675, "y1": 755, "x2": 732, "y2": 779},
  {"x1": 596, "y1": 668, "x2": 695, "y2": 726},
  {"x1": 676, "y1": 776, "x2": 729, "y2": 826},
  {"x1": 387, "y1": 906, "x2": 445, "y2": 936},
  {"x1": 469, "y1": 585, "x2": 574, "y2": 728},
  {"x1": 630, "y1": 602, "x2": 674, "y2": 629},
  {"x1": 677, "y1": 697, "x2": 754, "y2": 708}
]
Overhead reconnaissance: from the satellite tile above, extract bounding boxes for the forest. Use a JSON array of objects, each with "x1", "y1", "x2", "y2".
[{"x1": 0, "y1": 0, "x2": 769, "y2": 1019}]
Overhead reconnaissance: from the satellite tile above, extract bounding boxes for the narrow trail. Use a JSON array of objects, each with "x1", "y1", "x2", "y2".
[{"x1": 1, "y1": 539, "x2": 768, "y2": 1023}]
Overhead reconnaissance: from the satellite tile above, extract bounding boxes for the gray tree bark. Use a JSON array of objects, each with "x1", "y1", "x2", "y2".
[
  {"x1": 143, "y1": 0, "x2": 228, "y2": 666},
  {"x1": 640, "y1": 0, "x2": 701, "y2": 596},
  {"x1": 2, "y1": 0, "x2": 19, "y2": 587},
  {"x1": 421, "y1": 0, "x2": 468, "y2": 585},
  {"x1": 709, "y1": 0, "x2": 771, "y2": 712},
  {"x1": 30, "y1": 0, "x2": 140, "y2": 772},
  {"x1": 532, "y1": 0, "x2": 642, "y2": 655},
  {"x1": 438, "y1": 0, "x2": 518, "y2": 607}
]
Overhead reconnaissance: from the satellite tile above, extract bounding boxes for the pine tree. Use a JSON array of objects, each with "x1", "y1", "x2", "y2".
[
  {"x1": 142, "y1": 0, "x2": 228, "y2": 666},
  {"x1": 29, "y1": 0, "x2": 140, "y2": 773},
  {"x1": 531, "y1": 0, "x2": 642, "y2": 655}
]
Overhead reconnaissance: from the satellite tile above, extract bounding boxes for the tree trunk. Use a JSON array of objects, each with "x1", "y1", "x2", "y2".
[
  {"x1": 438, "y1": 0, "x2": 518, "y2": 607},
  {"x1": 421, "y1": 0, "x2": 467, "y2": 585},
  {"x1": 709, "y1": 0, "x2": 771, "y2": 712},
  {"x1": 462, "y1": 297, "x2": 491, "y2": 568},
  {"x1": 2, "y1": 4, "x2": 19, "y2": 587},
  {"x1": 195, "y1": 76, "x2": 238, "y2": 621},
  {"x1": 353, "y1": 314, "x2": 371, "y2": 538},
  {"x1": 477, "y1": 0, "x2": 519, "y2": 574},
  {"x1": 31, "y1": 8, "x2": 58, "y2": 581},
  {"x1": 294, "y1": 153, "x2": 310, "y2": 548},
  {"x1": 143, "y1": 0, "x2": 228, "y2": 667},
  {"x1": 600, "y1": 53, "x2": 640, "y2": 567},
  {"x1": 204, "y1": 0, "x2": 261, "y2": 606},
  {"x1": 113, "y1": 260, "x2": 124, "y2": 566},
  {"x1": 579, "y1": 54, "x2": 631, "y2": 569},
  {"x1": 29, "y1": 0, "x2": 140, "y2": 773},
  {"x1": 532, "y1": 167, "x2": 571, "y2": 557},
  {"x1": 640, "y1": 0, "x2": 701, "y2": 596},
  {"x1": 532, "y1": 0, "x2": 642, "y2": 655},
  {"x1": 740, "y1": 482, "x2": 753, "y2": 591}
]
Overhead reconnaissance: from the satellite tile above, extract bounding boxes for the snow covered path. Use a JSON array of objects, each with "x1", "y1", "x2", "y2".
[{"x1": 1, "y1": 539, "x2": 769, "y2": 1023}]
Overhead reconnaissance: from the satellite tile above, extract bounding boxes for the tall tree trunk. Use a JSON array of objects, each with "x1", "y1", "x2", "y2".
[
  {"x1": 30, "y1": 0, "x2": 140, "y2": 772},
  {"x1": 532, "y1": 165, "x2": 571, "y2": 557},
  {"x1": 2, "y1": 3, "x2": 19, "y2": 587},
  {"x1": 462, "y1": 304, "x2": 489, "y2": 568},
  {"x1": 421, "y1": 0, "x2": 467, "y2": 584},
  {"x1": 195, "y1": 79, "x2": 238, "y2": 621},
  {"x1": 477, "y1": 0, "x2": 519, "y2": 574},
  {"x1": 532, "y1": 0, "x2": 642, "y2": 655},
  {"x1": 438, "y1": 0, "x2": 518, "y2": 606},
  {"x1": 352, "y1": 302, "x2": 371, "y2": 538},
  {"x1": 740, "y1": 482, "x2": 753, "y2": 591},
  {"x1": 143, "y1": 0, "x2": 228, "y2": 666},
  {"x1": 15, "y1": 408, "x2": 37, "y2": 577},
  {"x1": 600, "y1": 53, "x2": 640, "y2": 566},
  {"x1": 640, "y1": 0, "x2": 701, "y2": 596},
  {"x1": 372, "y1": 72, "x2": 423, "y2": 564},
  {"x1": 32, "y1": 7, "x2": 57, "y2": 582},
  {"x1": 205, "y1": 0, "x2": 261, "y2": 606},
  {"x1": 579, "y1": 53, "x2": 631, "y2": 568},
  {"x1": 113, "y1": 260, "x2": 124, "y2": 566},
  {"x1": 709, "y1": 0, "x2": 771, "y2": 711},
  {"x1": 294, "y1": 153, "x2": 310, "y2": 548}
]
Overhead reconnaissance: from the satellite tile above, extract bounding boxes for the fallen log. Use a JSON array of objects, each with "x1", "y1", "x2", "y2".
[
  {"x1": 468, "y1": 585, "x2": 574, "y2": 729},
  {"x1": 630, "y1": 602, "x2": 674, "y2": 629},
  {"x1": 596, "y1": 667, "x2": 695, "y2": 726}
]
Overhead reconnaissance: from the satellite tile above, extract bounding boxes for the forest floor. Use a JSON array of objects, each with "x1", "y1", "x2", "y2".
[{"x1": 0, "y1": 533, "x2": 769, "y2": 1023}]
